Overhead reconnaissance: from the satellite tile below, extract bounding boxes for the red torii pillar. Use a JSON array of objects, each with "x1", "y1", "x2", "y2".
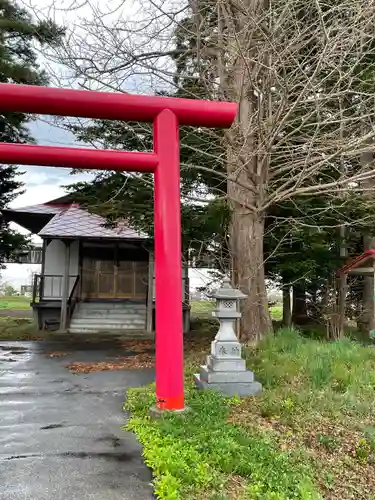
[{"x1": 0, "y1": 83, "x2": 237, "y2": 411}]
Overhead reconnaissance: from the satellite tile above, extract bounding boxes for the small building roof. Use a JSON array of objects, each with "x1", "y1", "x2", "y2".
[
  {"x1": 38, "y1": 205, "x2": 147, "y2": 240},
  {"x1": 2, "y1": 197, "x2": 149, "y2": 241},
  {"x1": 4, "y1": 203, "x2": 62, "y2": 215}
]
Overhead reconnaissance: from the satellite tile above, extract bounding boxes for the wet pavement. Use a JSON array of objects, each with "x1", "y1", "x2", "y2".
[{"x1": 0, "y1": 339, "x2": 155, "y2": 500}]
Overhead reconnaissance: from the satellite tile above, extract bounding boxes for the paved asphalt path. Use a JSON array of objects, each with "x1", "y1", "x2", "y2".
[{"x1": 0, "y1": 339, "x2": 155, "y2": 500}]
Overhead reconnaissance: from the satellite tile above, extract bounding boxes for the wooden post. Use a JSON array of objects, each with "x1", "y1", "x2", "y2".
[
  {"x1": 78, "y1": 240, "x2": 83, "y2": 300},
  {"x1": 183, "y1": 266, "x2": 189, "y2": 305},
  {"x1": 60, "y1": 241, "x2": 71, "y2": 332},
  {"x1": 38, "y1": 239, "x2": 47, "y2": 302},
  {"x1": 32, "y1": 274, "x2": 38, "y2": 303},
  {"x1": 183, "y1": 266, "x2": 190, "y2": 333},
  {"x1": 41, "y1": 239, "x2": 47, "y2": 274},
  {"x1": 146, "y1": 251, "x2": 154, "y2": 334}
]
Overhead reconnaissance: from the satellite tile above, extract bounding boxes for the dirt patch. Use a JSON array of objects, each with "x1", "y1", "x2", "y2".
[
  {"x1": 0, "y1": 317, "x2": 42, "y2": 340},
  {"x1": 65, "y1": 333, "x2": 211, "y2": 373},
  {"x1": 65, "y1": 339, "x2": 155, "y2": 373},
  {"x1": 67, "y1": 353, "x2": 155, "y2": 373},
  {"x1": 120, "y1": 340, "x2": 155, "y2": 353},
  {"x1": 0, "y1": 309, "x2": 32, "y2": 318}
]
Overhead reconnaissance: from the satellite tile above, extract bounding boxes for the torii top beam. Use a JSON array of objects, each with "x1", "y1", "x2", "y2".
[{"x1": 0, "y1": 83, "x2": 237, "y2": 128}]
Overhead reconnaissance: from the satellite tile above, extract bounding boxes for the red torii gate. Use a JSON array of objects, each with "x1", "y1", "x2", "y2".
[{"x1": 0, "y1": 83, "x2": 237, "y2": 411}]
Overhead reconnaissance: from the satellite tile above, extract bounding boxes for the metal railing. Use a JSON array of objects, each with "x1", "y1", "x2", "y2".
[{"x1": 68, "y1": 275, "x2": 80, "y2": 320}]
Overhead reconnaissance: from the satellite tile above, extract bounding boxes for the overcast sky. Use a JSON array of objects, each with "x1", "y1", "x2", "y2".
[
  {"x1": 2, "y1": 118, "x2": 94, "y2": 287},
  {"x1": 2, "y1": 0, "x2": 109, "y2": 285},
  {"x1": 2, "y1": 0, "x2": 211, "y2": 290},
  {"x1": 13, "y1": 120, "x2": 92, "y2": 209}
]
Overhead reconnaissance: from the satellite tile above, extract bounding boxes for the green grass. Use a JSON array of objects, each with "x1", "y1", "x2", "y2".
[
  {"x1": 270, "y1": 305, "x2": 282, "y2": 321},
  {"x1": 126, "y1": 328, "x2": 375, "y2": 499},
  {"x1": 248, "y1": 329, "x2": 375, "y2": 422},
  {"x1": 0, "y1": 317, "x2": 40, "y2": 340},
  {"x1": 242, "y1": 329, "x2": 375, "y2": 498},
  {"x1": 0, "y1": 295, "x2": 31, "y2": 310},
  {"x1": 190, "y1": 300, "x2": 215, "y2": 317},
  {"x1": 125, "y1": 385, "x2": 320, "y2": 500}
]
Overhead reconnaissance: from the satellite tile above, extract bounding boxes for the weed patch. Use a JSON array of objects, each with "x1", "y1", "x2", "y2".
[
  {"x1": 125, "y1": 384, "x2": 320, "y2": 500},
  {"x1": 126, "y1": 328, "x2": 375, "y2": 499},
  {"x1": 0, "y1": 318, "x2": 41, "y2": 340},
  {"x1": 240, "y1": 329, "x2": 375, "y2": 498}
]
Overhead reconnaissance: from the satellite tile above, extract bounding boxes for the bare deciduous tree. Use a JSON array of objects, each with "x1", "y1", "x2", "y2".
[{"x1": 31, "y1": 0, "x2": 375, "y2": 340}]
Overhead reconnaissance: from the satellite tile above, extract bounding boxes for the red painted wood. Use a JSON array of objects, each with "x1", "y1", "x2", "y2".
[
  {"x1": 0, "y1": 82, "x2": 237, "y2": 128},
  {"x1": 0, "y1": 143, "x2": 157, "y2": 172},
  {"x1": 153, "y1": 110, "x2": 184, "y2": 410},
  {"x1": 339, "y1": 249, "x2": 375, "y2": 274}
]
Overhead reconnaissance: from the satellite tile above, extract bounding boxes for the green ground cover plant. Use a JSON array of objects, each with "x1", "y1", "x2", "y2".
[
  {"x1": 125, "y1": 328, "x2": 375, "y2": 500},
  {"x1": 125, "y1": 383, "x2": 320, "y2": 500}
]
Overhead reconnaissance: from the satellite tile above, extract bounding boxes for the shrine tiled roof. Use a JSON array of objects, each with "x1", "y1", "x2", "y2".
[
  {"x1": 3, "y1": 198, "x2": 148, "y2": 240},
  {"x1": 38, "y1": 204, "x2": 147, "y2": 240},
  {"x1": 4, "y1": 203, "x2": 62, "y2": 215}
]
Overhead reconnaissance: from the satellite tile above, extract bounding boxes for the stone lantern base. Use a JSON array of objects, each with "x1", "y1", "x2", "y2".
[{"x1": 194, "y1": 353, "x2": 262, "y2": 397}]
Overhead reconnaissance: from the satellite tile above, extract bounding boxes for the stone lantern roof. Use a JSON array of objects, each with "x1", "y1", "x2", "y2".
[{"x1": 211, "y1": 277, "x2": 247, "y2": 300}]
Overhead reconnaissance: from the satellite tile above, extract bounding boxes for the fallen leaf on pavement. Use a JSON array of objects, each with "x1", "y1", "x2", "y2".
[
  {"x1": 67, "y1": 353, "x2": 155, "y2": 373},
  {"x1": 120, "y1": 340, "x2": 155, "y2": 353}
]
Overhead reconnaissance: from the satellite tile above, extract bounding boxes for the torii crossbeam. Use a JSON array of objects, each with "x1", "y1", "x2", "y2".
[{"x1": 0, "y1": 82, "x2": 237, "y2": 411}]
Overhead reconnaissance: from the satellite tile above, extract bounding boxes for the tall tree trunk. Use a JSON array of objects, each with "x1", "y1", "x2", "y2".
[
  {"x1": 224, "y1": 0, "x2": 272, "y2": 342},
  {"x1": 229, "y1": 208, "x2": 272, "y2": 342},
  {"x1": 227, "y1": 170, "x2": 272, "y2": 341},
  {"x1": 292, "y1": 280, "x2": 308, "y2": 325},
  {"x1": 282, "y1": 282, "x2": 292, "y2": 327}
]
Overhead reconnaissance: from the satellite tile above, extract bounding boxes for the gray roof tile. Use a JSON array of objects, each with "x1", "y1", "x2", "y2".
[{"x1": 38, "y1": 205, "x2": 147, "y2": 240}]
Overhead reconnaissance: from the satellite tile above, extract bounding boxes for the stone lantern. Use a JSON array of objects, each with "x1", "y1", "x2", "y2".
[{"x1": 194, "y1": 277, "x2": 262, "y2": 396}]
